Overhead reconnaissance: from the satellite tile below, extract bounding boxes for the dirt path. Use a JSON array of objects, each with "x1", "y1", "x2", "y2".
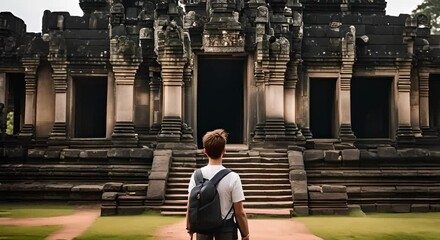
[
  {"x1": 156, "y1": 219, "x2": 323, "y2": 240},
  {"x1": 0, "y1": 207, "x2": 100, "y2": 240}
]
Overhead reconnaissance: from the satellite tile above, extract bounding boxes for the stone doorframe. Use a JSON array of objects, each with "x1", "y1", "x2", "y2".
[
  {"x1": 191, "y1": 53, "x2": 252, "y2": 146},
  {"x1": 419, "y1": 68, "x2": 440, "y2": 137},
  {"x1": 301, "y1": 69, "x2": 342, "y2": 140},
  {"x1": 352, "y1": 69, "x2": 399, "y2": 141},
  {"x1": 67, "y1": 73, "x2": 114, "y2": 140}
]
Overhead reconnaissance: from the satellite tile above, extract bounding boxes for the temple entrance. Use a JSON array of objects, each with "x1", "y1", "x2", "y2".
[
  {"x1": 351, "y1": 77, "x2": 392, "y2": 138},
  {"x1": 74, "y1": 77, "x2": 107, "y2": 138},
  {"x1": 197, "y1": 58, "x2": 245, "y2": 148},
  {"x1": 429, "y1": 74, "x2": 440, "y2": 129},
  {"x1": 6, "y1": 73, "x2": 25, "y2": 135},
  {"x1": 310, "y1": 78, "x2": 336, "y2": 138}
]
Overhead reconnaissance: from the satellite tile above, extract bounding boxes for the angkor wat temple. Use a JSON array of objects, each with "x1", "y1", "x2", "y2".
[{"x1": 1, "y1": 0, "x2": 440, "y2": 216}]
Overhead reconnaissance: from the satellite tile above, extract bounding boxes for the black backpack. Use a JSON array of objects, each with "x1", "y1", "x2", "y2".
[{"x1": 188, "y1": 168, "x2": 233, "y2": 235}]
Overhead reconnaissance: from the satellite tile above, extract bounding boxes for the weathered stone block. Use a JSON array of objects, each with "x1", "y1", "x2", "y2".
[
  {"x1": 322, "y1": 185, "x2": 346, "y2": 193},
  {"x1": 146, "y1": 180, "x2": 166, "y2": 202},
  {"x1": 117, "y1": 206, "x2": 145, "y2": 215},
  {"x1": 84, "y1": 150, "x2": 108, "y2": 159},
  {"x1": 308, "y1": 185, "x2": 322, "y2": 192},
  {"x1": 27, "y1": 149, "x2": 45, "y2": 158},
  {"x1": 342, "y1": 149, "x2": 360, "y2": 161},
  {"x1": 103, "y1": 182, "x2": 123, "y2": 192},
  {"x1": 71, "y1": 185, "x2": 103, "y2": 192},
  {"x1": 361, "y1": 186, "x2": 396, "y2": 193},
  {"x1": 314, "y1": 143, "x2": 335, "y2": 150},
  {"x1": 376, "y1": 204, "x2": 392, "y2": 212},
  {"x1": 289, "y1": 170, "x2": 307, "y2": 181},
  {"x1": 288, "y1": 151, "x2": 304, "y2": 169},
  {"x1": 360, "y1": 204, "x2": 376, "y2": 212},
  {"x1": 288, "y1": 146, "x2": 306, "y2": 152},
  {"x1": 248, "y1": 150, "x2": 260, "y2": 157},
  {"x1": 130, "y1": 148, "x2": 153, "y2": 159},
  {"x1": 293, "y1": 206, "x2": 309, "y2": 216},
  {"x1": 360, "y1": 150, "x2": 377, "y2": 160},
  {"x1": 411, "y1": 204, "x2": 430, "y2": 212},
  {"x1": 334, "y1": 208, "x2": 350, "y2": 215},
  {"x1": 310, "y1": 208, "x2": 334, "y2": 215},
  {"x1": 398, "y1": 148, "x2": 429, "y2": 159},
  {"x1": 102, "y1": 192, "x2": 118, "y2": 201},
  {"x1": 101, "y1": 206, "x2": 117, "y2": 216},
  {"x1": 44, "y1": 150, "x2": 60, "y2": 159},
  {"x1": 392, "y1": 204, "x2": 411, "y2": 213},
  {"x1": 6, "y1": 148, "x2": 25, "y2": 158},
  {"x1": 45, "y1": 184, "x2": 73, "y2": 191},
  {"x1": 303, "y1": 150, "x2": 324, "y2": 161},
  {"x1": 377, "y1": 147, "x2": 397, "y2": 159},
  {"x1": 62, "y1": 149, "x2": 81, "y2": 159},
  {"x1": 430, "y1": 204, "x2": 440, "y2": 212},
  {"x1": 151, "y1": 156, "x2": 171, "y2": 172},
  {"x1": 107, "y1": 149, "x2": 130, "y2": 158},
  {"x1": 324, "y1": 150, "x2": 340, "y2": 161},
  {"x1": 123, "y1": 184, "x2": 148, "y2": 192},
  {"x1": 346, "y1": 186, "x2": 361, "y2": 194},
  {"x1": 429, "y1": 151, "x2": 440, "y2": 159},
  {"x1": 309, "y1": 192, "x2": 348, "y2": 200}
]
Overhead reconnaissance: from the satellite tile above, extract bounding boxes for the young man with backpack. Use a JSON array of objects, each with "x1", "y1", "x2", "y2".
[{"x1": 186, "y1": 129, "x2": 250, "y2": 240}]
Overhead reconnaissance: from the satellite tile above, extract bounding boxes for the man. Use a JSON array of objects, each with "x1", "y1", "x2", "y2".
[{"x1": 186, "y1": 129, "x2": 250, "y2": 240}]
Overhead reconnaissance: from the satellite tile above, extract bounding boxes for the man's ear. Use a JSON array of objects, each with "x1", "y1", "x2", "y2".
[{"x1": 203, "y1": 148, "x2": 207, "y2": 155}]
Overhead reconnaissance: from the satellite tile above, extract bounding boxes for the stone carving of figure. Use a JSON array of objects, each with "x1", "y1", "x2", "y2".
[
  {"x1": 116, "y1": 36, "x2": 137, "y2": 57},
  {"x1": 256, "y1": 6, "x2": 269, "y2": 23},
  {"x1": 138, "y1": 1, "x2": 155, "y2": 22},
  {"x1": 110, "y1": 0, "x2": 125, "y2": 26},
  {"x1": 184, "y1": 11, "x2": 196, "y2": 29},
  {"x1": 49, "y1": 32, "x2": 66, "y2": 57},
  {"x1": 140, "y1": 27, "x2": 153, "y2": 40}
]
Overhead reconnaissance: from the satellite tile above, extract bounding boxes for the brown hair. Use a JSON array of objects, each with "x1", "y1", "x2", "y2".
[{"x1": 202, "y1": 129, "x2": 228, "y2": 159}]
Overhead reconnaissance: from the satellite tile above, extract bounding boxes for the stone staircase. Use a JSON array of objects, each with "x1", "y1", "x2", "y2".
[{"x1": 159, "y1": 148, "x2": 293, "y2": 217}]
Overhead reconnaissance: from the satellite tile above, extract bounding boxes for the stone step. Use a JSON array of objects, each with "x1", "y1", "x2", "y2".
[
  {"x1": 166, "y1": 182, "x2": 291, "y2": 190},
  {"x1": 171, "y1": 161, "x2": 288, "y2": 168},
  {"x1": 166, "y1": 188, "x2": 292, "y2": 196},
  {"x1": 161, "y1": 200, "x2": 293, "y2": 210},
  {"x1": 168, "y1": 172, "x2": 289, "y2": 179},
  {"x1": 160, "y1": 208, "x2": 292, "y2": 218},
  {"x1": 170, "y1": 167, "x2": 288, "y2": 174},
  {"x1": 165, "y1": 194, "x2": 293, "y2": 202},
  {"x1": 167, "y1": 177, "x2": 289, "y2": 184}
]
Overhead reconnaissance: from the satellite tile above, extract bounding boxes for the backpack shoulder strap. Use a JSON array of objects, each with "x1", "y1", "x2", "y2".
[
  {"x1": 210, "y1": 168, "x2": 232, "y2": 186},
  {"x1": 194, "y1": 168, "x2": 204, "y2": 184}
]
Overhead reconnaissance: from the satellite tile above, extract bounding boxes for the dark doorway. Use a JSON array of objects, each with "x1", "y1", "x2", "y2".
[
  {"x1": 74, "y1": 77, "x2": 107, "y2": 138},
  {"x1": 310, "y1": 78, "x2": 336, "y2": 138},
  {"x1": 429, "y1": 74, "x2": 440, "y2": 129},
  {"x1": 6, "y1": 74, "x2": 25, "y2": 135},
  {"x1": 197, "y1": 58, "x2": 244, "y2": 148},
  {"x1": 351, "y1": 77, "x2": 392, "y2": 138}
]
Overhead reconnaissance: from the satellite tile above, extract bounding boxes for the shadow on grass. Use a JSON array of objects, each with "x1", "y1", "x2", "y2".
[
  {"x1": 0, "y1": 204, "x2": 76, "y2": 218},
  {"x1": 0, "y1": 225, "x2": 61, "y2": 240}
]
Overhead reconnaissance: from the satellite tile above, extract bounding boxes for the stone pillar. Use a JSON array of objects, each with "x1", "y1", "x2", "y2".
[
  {"x1": 0, "y1": 73, "x2": 6, "y2": 106},
  {"x1": 339, "y1": 26, "x2": 356, "y2": 143},
  {"x1": 410, "y1": 67, "x2": 422, "y2": 138},
  {"x1": 148, "y1": 66, "x2": 162, "y2": 137},
  {"x1": 419, "y1": 69, "x2": 434, "y2": 137},
  {"x1": 48, "y1": 59, "x2": 69, "y2": 146},
  {"x1": 182, "y1": 64, "x2": 194, "y2": 142},
  {"x1": 396, "y1": 62, "x2": 415, "y2": 144},
  {"x1": 264, "y1": 37, "x2": 289, "y2": 140},
  {"x1": 20, "y1": 57, "x2": 40, "y2": 137},
  {"x1": 110, "y1": 61, "x2": 140, "y2": 146},
  {"x1": 285, "y1": 61, "x2": 303, "y2": 141},
  {"x1": 156, "y1": 22, "x2": 190, "y2": 143}
]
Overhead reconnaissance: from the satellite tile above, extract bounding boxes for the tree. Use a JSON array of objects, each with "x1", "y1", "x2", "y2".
[{"x1": 412, "y1": 0, "x2": 440, "y2": 34}]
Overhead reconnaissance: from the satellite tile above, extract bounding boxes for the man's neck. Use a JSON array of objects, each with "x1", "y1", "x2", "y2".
[{"x1": 208, "y1": 158, "x2": 223, "y2": 166}]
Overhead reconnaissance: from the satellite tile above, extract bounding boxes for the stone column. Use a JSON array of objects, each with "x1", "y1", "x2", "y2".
[
  {"x1": 264, "y1": 37, "x2": 289, "y2": 140},
  {"x1": 418, "y1": 68, "x2": 436, "y2": 137},
  {"x1": 48, "y1": 59, "x2": 69, "y2": 146},
  {"x1": 182, "y1": 64, "x2": 194, "y2": 142},
  {"x1": 410, "y1": 67, "x2": 422, "y2": 138},
  {"x1": 110, "y1": 61, "x2": 140, "y2": 146},
  {"x1": 285, "y1": 61, "x2": 303, "y2": 140},
  {"x1": 20, "y1": 57, "x2": 40, "y2": 137},
  {"x1": 0, "y1": 73, "x2": 6, "y2": 107},
  {"x1": 339, "y1": 26, "x2": 356, "y2": 143},
  {"x1": 156, "y1": 23, "x2": 189, "y2": 143},
  {"x1": 148, "y1": 66, "x2": 162, "y2": 137},
  {"x1": 396, "y1": 61, "x2": 415, "y2": 144}
]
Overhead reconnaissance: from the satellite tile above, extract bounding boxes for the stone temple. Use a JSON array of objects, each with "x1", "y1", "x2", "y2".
[{"x1": 1, "y1": 0, "x2": 440, "y2": 216}]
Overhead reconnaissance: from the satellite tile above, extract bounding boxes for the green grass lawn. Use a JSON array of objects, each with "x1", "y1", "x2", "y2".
[
  {"x1": 0, "y1": 225, "x2": 61, "y2": 240},
  {"x1": 0, "y1": 204, "x2": 76, "y2": 218},
  {"x1": 297, "y1": 212, "x2": 440, "y2": 240},
  {"x1": 75, "y1": 211, "x2": 183, "y2": 240}
]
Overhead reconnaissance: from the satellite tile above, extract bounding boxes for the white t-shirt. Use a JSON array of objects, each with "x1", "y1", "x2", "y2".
[{"x1": 188, "y1": 165, "x2": 245, "y2": 220}]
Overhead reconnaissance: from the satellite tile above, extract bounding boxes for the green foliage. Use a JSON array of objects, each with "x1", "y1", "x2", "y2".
[
  {"x1": 6, "y1": 111, "x2": 14, "y2": 135},
  {"x1": 297, "y1": 212, "x2": 440, "y2": 240},
  {"x1": 0, "y1": 225, "x2": 61, "y2": 240},
  {"x1": 412, "y1": 0, "x2": 440, "y2": 34},
  {"x1": 76, "y1": 211, "x2": 183, "y2": 240},
  {"x1": 0, "y1": 204, "x2": 75, "y2": 218}
]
